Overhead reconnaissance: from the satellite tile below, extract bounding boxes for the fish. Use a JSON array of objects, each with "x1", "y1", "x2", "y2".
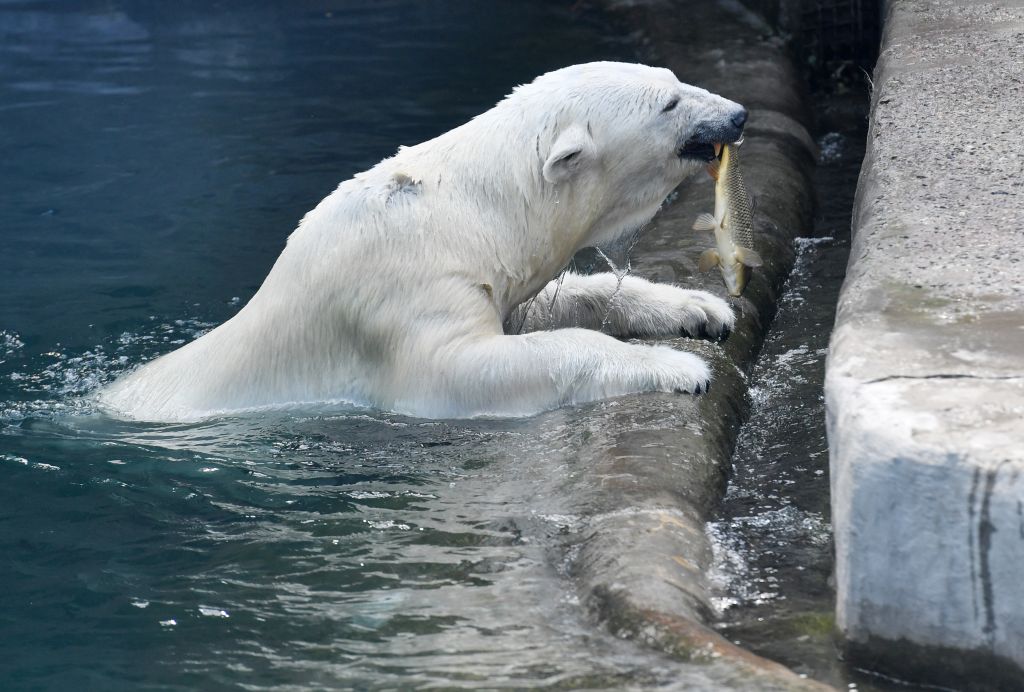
[{"x1": 692, "y1": 142, "x2": 763, "y2": 297}]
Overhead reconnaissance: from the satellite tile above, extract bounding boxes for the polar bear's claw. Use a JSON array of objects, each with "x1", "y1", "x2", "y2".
[
  {"x1": 675, "y1": 289, "x2": 736, "y2": 341},
  {"x1": 680, "y1": 321, "x2": 707, "y2": 340},
  {"x1": 673, "y1": 378, "x2": 710, "y2": 395}
]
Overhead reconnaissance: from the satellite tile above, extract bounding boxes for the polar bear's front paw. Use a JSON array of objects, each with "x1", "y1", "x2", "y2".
[
  {"x1": 674, "y1": 289, "x2": 736, "y2": 341},
  {"x1": 644, "y1": 345, "x2": 713, "y2": 395}
]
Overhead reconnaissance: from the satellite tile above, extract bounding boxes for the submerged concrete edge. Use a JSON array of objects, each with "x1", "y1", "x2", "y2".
[
  {"x1": 825, "y1": 0, "x2": 1024, "y2": 688},
  {"x1": 572, "y1": 2, "x2": 827, "y2": 689}
]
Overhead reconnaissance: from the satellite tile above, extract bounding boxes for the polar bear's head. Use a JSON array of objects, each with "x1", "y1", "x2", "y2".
[{"x1": 510, "y1": 62, "x2": 746, "y2": 250}]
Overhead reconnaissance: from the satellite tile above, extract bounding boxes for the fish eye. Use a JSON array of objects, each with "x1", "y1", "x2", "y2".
[{"x1": 661, "y1": 97, "x2": 679, "y2": 113}]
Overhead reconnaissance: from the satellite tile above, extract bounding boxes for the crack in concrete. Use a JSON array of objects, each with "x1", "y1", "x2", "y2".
[{"x1": 863, "y1": 373, "x2": 1024, "y2": 384}]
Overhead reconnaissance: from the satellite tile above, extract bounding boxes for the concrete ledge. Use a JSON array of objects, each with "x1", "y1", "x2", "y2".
[
  {"x1": 825, "y1": 0, "x2": 1024, "y2": 687},
  {"x1": 564, "y1": 2, "x2": 824, "y2": 688}
]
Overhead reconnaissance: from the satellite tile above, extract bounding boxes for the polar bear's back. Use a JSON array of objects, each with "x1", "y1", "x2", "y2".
[
  {"x1": 99, "y1": 166, "x2": 502, "y2": 421},
  {"x1": 97, "y1": 61, "x2": 719, "y2": 422}
]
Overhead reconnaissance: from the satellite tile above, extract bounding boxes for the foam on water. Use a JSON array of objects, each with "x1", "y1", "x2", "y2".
[
  {"x1": 0, "y1": 316, "x2": 215, "y2": 422},
  {"x1": 706, "y1": 236, "x2": 839, "y2": 615}
]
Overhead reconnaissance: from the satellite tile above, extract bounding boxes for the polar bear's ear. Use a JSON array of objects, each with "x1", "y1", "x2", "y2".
[{"x1": 542, "y1": 124, "x2": 594, "y2": 185}]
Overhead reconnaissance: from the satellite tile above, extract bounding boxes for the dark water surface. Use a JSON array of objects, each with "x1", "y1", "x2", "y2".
[
  {"x1": 0, "y1": 2, "x2": 714, "y2": 689},
  {"x1": 705, "y1": 92, "x2": 902, "y2": 691}
]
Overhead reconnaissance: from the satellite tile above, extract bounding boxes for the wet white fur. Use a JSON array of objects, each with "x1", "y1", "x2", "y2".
[{"x1": 98, "y1": 62, "x2": 740, "y2": 421}]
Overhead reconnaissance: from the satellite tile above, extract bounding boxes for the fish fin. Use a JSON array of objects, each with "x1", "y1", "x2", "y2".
[
  {"x1": 736, "y1": 246, "x2": 763, "y2": 268},
  {"x1": 692, "y1": 213, "x2": 717, "y2": 231},
  {"x1": 698, "y1": 249, "x2": 721, "y2": 272},
  {"x1": 706, "y1": 159, "x2": 720, "y2": 181},
  {"x1": 750, "y1": 193, "x2": 758, "y2": 216}
]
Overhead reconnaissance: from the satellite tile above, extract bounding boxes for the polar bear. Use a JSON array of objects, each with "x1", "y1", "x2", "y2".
[{"x1": 98, "y1": 62, "x2": 746, "y2": 422}]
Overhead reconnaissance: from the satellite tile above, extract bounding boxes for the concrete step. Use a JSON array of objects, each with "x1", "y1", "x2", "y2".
[{"x1": 825, "y1": 0, "x2": 1024, "y2": 688}]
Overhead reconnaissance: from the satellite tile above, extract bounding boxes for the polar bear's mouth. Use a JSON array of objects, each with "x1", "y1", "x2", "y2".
[
  {"x1": 679, "y1": 115, "x2": 744, "y2": 162},
  {"x1": 677, "y1": 138, "x2": 722, "y2": 162}
]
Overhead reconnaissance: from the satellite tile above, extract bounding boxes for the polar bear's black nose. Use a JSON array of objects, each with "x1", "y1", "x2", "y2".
[{"x1": 731, "y1": 108, "x2": 748, "y2": 129}]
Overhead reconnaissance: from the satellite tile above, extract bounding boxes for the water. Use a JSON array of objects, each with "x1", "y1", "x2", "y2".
[
  {"x1": 0, "y1": 2, "x2": 720, "y2": 689},
  {"x1": 705, "y1": 91, "x2": 905, "y2": 691},
  {"x1": 0, "y1": 1, "x2": 897, "y2": 688},
  {"x1": 3, "y1": 406, "x2": 700, "y2": 689}
]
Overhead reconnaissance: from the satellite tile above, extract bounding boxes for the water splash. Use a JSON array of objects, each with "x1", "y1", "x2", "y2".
[
  {"x1": 818, "y1": 132, "x2": 847, "y2": 165},
  {"x1": 0, "y1": 316, "x2": 215, "y2": 422},
  {"x1": 594, "y1": 227, "x2": 644, "y2": 332},
  {"x1": 1, "y1": 331, "x2": 24, "y2": 357},
  {"x1": 545, "y1": 264, "x2": 570, "y2": 330},
  {"x1": 594, "y1": 247, "x2": 630, "y2": 332}
]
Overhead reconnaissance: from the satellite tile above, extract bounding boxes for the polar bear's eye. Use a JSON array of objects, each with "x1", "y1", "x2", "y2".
[{"x1": 661, "y1": 98, "x2": 679, "y2": 113}]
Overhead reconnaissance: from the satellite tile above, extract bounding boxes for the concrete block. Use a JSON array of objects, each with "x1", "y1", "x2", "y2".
[{"x1": 825, "y1": 0, "x2": 1024, "y2": 686}]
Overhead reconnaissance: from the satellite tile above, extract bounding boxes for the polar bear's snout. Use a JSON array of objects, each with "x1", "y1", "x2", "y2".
[{"x1": 678, "y1": 106, "x2": 747, "y2": 162}]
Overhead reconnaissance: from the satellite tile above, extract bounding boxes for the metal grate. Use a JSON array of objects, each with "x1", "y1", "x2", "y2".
[
  {"x1": 738, "y1": 0, "x2": 880, "y2": 83},
  {"x1": 799, "y1": 0, "x2": 880, "y2": 68}
]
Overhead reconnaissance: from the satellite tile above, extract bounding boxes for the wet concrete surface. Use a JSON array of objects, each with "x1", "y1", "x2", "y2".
[
  {"x1": 825, "y1": 1, "x2": 1024, "y2": 687},
  {"x1": 567, "y1": 1, "x2": 832, "y2": 687}
]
